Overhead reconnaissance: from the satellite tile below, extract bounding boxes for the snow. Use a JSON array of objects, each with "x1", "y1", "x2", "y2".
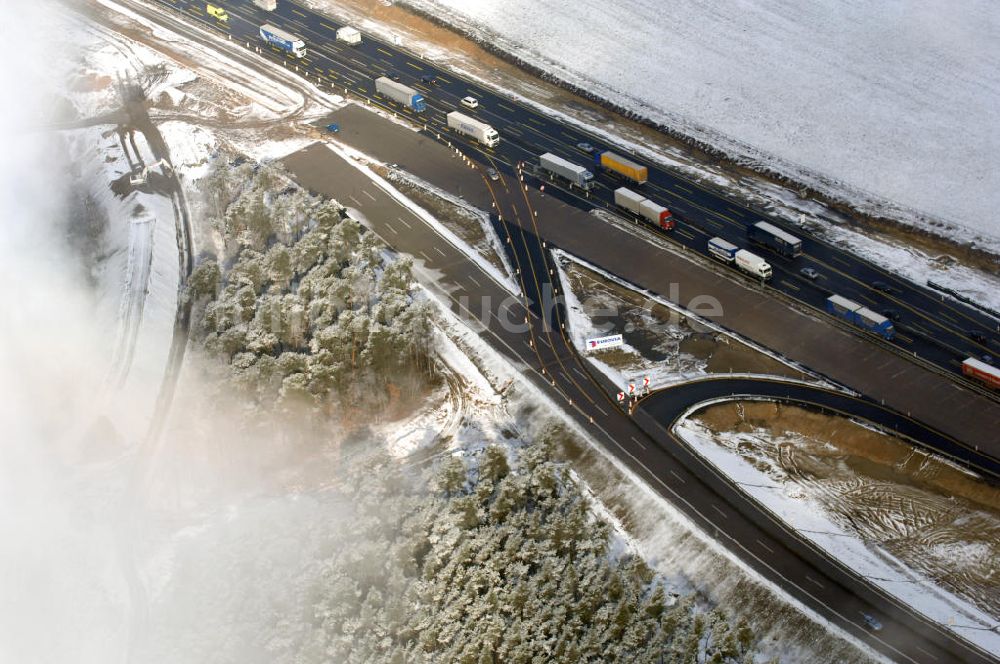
[
  {"x1": 675, "y1": 416, "x2": 1000, "y2": 654},
  {"x1": 401, "y1": 0, "x2": 1000, "y2": 251}
]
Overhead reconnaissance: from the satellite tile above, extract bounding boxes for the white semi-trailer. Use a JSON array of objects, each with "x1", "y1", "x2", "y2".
[
  {"x1": 538, "y1": 152, "x2": 594, "y2": 190},
  {"x1": 446, "y1": 111, "x2": 499, "y2": 147},
  {"x1": 336, "y1": 26, "x2": 361, "y2": 45},
  {"x1": 375, "y1": 77, "x2": 426, "y2": 112},
  {"x1": 735, "y1": 249, "x2": 772, "y2": 280}
]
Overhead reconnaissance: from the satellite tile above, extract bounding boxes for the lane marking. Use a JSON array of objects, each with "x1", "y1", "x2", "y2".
[
  {"x1": 384, "y1": 222, "x2": 397, "y2": 234},
  {"x1": 711, "y1": 504, "x2": 728, "y2": 519},
  {"x1": 915, "y1": 646, "x2": 937, "y2": 661},
  {"x1": 669, "y1": 470, "x2": 686, "y2": 484},
  {"x1": 630, "y1": 436, "x2": 646, "y2": 450},
  {"x1": 756, "y1": 539, "x2": 774, "y2": 554},
  {"x1": 396, "y1": 216, "x2": 411, "y2": 229},
  {"x1": 348, "y1": 195, "x2": 361, "y2": 206},
  {"x1": 418, "y1": 250, "x2": 431, "y2": 261},
  {"x1": 434, "y1": 246, "x2": 447, "y2": 257},
  {"x1": 468, "y1": 275, "x2": 481, "y2": 288},
  {"x1": 805, "y1": 575, "x2": 824, "y2": 590},
  {"x1": 362, "y1": 189, "x2": 377, "y2": 201}
]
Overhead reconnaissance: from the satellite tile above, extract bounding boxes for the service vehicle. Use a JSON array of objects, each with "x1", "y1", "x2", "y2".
[
  {"x1": 962, "y1": 357, "x2": 1000, "y2": 389},
  {"x1": 614, "y1": 187, "x2": 674, "y2": 229},
  {"x1": 375, "y1": 77, "x2": 426, "y2": 112},
  {"x1": 747, "y1": 220, "x2": 802, "y2": 258},
  {"x1": 707, "y1": 237, "x2": 739, "y2": 263},
  {"x1": 538, "y1": 153, "x2": 594, "y2": 190},
  {"x1": 335, "y1": 26, "x2": 362, "y2": 45},
  {"x1": 259, "y1": 23, "x2": 306, "y2": 58},
  {"x1": 206, "y1": 4, "x2": 228, "y2": 20},
  {"x1": 446, "y1": 111, "x2": 499, "y2": 147},
  {"x1": 826, "y1": 294, "x2": 895, "y2": 340},
  {"x1": 460, "y1": 96, "x2": 479, "y2": 109},
  {"x1": 734, "y1": 249, "x2": 772, "y2": 281},
  {"x1": 595, "y1": 150, "x2": 647, "y2": 184}
]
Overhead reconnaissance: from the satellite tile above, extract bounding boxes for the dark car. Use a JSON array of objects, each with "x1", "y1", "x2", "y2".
[
  {"x1": 576, "y1": 141, "x2": 595, "y2": 153},
  {"x1": 881, "y1": 308, "x2": 901, "y2": 322},
  {"x1": 419, "y1": 74, "x2": 436, "y2": 84},
  {"x1": 799, "y1": 267, "x2": 820, "y2": 281},
  {"x1": 969, "y1": 330, "x2": 989, "y2": 344},
  {"x1": 871, "y1": 280, "x2": 897, "y2": 294},
  {"x1": 387, "y1": 71, "x2": 401, "y2": 81}
]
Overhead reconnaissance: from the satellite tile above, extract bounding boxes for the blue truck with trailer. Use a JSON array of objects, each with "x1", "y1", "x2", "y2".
[
  {"x1": 748, "y1": 220, "x2": 802, "y2": 258},
  {"x1": 707, "y1": 236, "x2": 739, "y2": 263},
  {"x1": 825, "y1": 294, "x2": 895, "y2": 340},
  {"x1": 259, "y1": 24, "x2": 307, "y2": 58}
]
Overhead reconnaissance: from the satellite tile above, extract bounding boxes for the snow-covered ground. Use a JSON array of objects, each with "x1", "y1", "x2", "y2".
[
  {"x1": 553, "y1": 248, "x2": 833, "y2": 391},
  {"x1": 402, "y1": 0, "x2": 1000, "y2": 253},
  {"x1": 676, "y1": 415, "x2": 1000, "y2": 655}
]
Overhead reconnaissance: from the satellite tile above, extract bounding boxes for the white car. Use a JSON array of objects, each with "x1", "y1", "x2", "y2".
[{"x1": 461, "y1": 96, "x2": 479, "y2": 109}]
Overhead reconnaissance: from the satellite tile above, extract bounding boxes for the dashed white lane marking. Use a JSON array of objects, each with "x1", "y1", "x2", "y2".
[
  {"x1": 434, "y1": 246, "x2": 446, "y2": 257},
  {"x1": 468, "y1": 275, "x2": 481, "y2": 288},
  {"x1": 348, "y1": 195, "x2": 361, "y2": 206},
  {"x1": 805, "y1": 575, "x2": 824, "y2": 590},
  {"x1": 630, "y1": 436, "x2": 646, "y2": 450},
  {"x1": 418, "y1": 250, "x2": 430, "y2": 261},
  {"x1": 757, "y1": 539, "x2": 774, "y2": 554},
  {"x1": 362, "y1": 189, "x2": 377, "y2": 201},
  {"x1": 384, "y1": 223, "x2": 397, "y2": 234},
  {"x1": 669, "y1": 470, "x2": 686, "y2": 484},
  {"x1": 397, "y1": 216, "x2": 411, "y2": 229},
  {"x1": 711, "y1": 504, "x2": 728, "y2": 519}
]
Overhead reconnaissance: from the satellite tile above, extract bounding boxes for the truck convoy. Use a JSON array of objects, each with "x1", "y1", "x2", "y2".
[
  {"x1": 734, "y1": 249, "x2": 772, "y2": 281},
  {"x1": 253, "y1": 0, "x2": 276, "y2": 10},
  {"x1": 595, "y1": 150, "x2": 648, "y2": 184},
  {"x1": 336, "y1": 26, "x2": 362, "y2": 45},
  {"x1": 446, "y1": 111, "x2": 500, "y2": 148},
  {"x1": 259, "y1": 24, "x2": 306, "y2": 58},
  {"x1": 538, "y1": 153, "x2": 594, "y2": 190},
  {"x1": 614, "y1": 187, "x2": 675, "y2": 229},
  {"x1": 748, "y1": 220, "x2": 802, "y2": 258},
  {"x1": 962, "y1": 357, "x2": 1000, "y2": 389},
  {"x1": 707, "y1": 237, "x2": 738, "y2": 263},
  {"x1": 825, "y1": 294, "x2": 895, "y2": 340},
  {"x1": 375, "y1": 77, "x2": 426, "y2": 112}
]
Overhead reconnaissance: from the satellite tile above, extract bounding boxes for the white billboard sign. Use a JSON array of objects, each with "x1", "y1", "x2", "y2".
[{"x1": 585, "y1": 334, "x2": 623, "y2": 352}]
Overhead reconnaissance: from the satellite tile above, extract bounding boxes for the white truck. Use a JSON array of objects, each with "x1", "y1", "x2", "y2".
[
  {"x1": 538, "y1": 152, "x2": 594, "y2": 190},
  {"x1": 613, "y1": 186, "x2": 675, "y2": 229},
  {"x1": 735, "y1": 249, "x2": 772, "y2": 280},
  {"x1": 336, "y1": 26, "x2": 361, "y2": 45},
  {"x1": 446, "y1": 111, "x2": 499, "y2": 148},
  {"x1": 253, "y1": 0, "x2": 277, "y2": 10},
  {"x1": 375, "y1": 77, "x2": 426, "y2": 112}
]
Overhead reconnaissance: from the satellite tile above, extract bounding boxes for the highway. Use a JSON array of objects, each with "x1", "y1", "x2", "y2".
[
  {"x1": 154, "y1": 0, "x2": 1000, "y2": 403},
  {"x1": 279, "y1": 139, "x2": 995, "y2": 664},
  {"x1": 128, "y1": 2, "x2": 1000, "y2": 661}
]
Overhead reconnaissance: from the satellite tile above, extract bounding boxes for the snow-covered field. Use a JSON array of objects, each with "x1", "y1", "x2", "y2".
[
  {"x1": 676, "y1": 415, "x2": 1000, "y2": 654},
  {"x1": 402, "y1": 0, "x2": 1000, "y2": 251}
]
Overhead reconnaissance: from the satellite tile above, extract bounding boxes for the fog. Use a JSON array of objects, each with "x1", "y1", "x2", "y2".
[{"x1": 0, "y1": 4, "x2": 353, "y2": 661}]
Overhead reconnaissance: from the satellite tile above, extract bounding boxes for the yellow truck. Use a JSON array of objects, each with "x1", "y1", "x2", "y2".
[
  {"x1": 206, "y1": 4, "x2": 229, "y2": 21},
  {"x1": 595, "y1": 150, "x2": 648, "y2": 185}
]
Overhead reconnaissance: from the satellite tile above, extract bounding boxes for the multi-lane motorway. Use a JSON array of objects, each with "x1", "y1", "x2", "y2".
[
  {"x1": 136, "y1": 1, "x2": 999, "y2": 661},
  {"x1": 156, "y1": 0, "x2": 999, "y2": 401}
]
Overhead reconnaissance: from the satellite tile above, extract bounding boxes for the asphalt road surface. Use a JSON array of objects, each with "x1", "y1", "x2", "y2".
[
  {"x1": 281, "y1": 141, "x2": 996, "y2": 664},
  {"x1": 153, "y1": 0, "x2": 1000, "y2": 396}
]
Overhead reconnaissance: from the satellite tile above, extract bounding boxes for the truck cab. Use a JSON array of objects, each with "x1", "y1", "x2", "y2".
[{"x1": 206, "y1": 3, "x2": 228, "y2": 20}]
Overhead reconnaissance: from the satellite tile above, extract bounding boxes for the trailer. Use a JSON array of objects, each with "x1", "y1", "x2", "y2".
[
  {"x1": 735, "y1": 249, "x2": 772, "y2": 281},
  {"x1": 253, "y1": 0, "x2": 277, "y2": 10},
  {"x1": 613, "y1": 187, "x2": 674, "y2": 230},
  {"x1": 538, "y1": 153, "x2": 594, "y2": 190},
  {"x1": 825, "y1": 294, "x2": 895, "y2": 340},
  {"x1": 748, "y1": 220, "x2": 802, "y2": 258},
  {"x1": 259, "y1": 24, "x2": 306, "y2": 58},
  {"x1": 962, "y1": 357, "x2": 1000, "y2": 389},
  {"x1": 446, "y1": 111, "x2": 499, "y2": 147},
  {"x1": 375, "y1": 77, "x2": 426, "y2": 112},
  {"x1": 595, "y1": 150, "x2": 648, "y2": 184},
  {"x1": 707, "y1": 237, "x2": 739, "y2": 263},
  {"x1": 336, "y1": 26, "x2": 361, "y2": 45}
]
